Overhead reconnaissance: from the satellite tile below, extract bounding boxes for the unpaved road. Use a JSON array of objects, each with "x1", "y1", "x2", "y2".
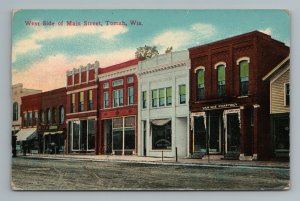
[{"x1": 11, "y1": 158, "x2": 289, "y2": 190}]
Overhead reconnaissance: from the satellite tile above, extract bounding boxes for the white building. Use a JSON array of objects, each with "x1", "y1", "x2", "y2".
[{"x1": 137, "y1": 51, "x2": 190, "y2": 157}]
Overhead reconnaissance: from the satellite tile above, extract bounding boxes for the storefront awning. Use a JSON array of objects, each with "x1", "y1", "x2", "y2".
[
  {"x1": 151, "y1": 119, "x2": 171, "y2": 126},
  {"x1": 44, "y1": 131, "x2": 64, "y2": 136},
  {"x1": 16, "y1": 128, "x2": 37, "y2": 142}
]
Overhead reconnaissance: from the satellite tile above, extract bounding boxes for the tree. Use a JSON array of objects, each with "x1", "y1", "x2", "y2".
[
  {"x1": 165, "y1": 46, "x2": 173, "y2": 54},
  {"x1": 135, "y1": 45, "x2": 159, "y2": 60}
]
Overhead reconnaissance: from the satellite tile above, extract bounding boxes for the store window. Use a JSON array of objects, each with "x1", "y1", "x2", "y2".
[
  {"x1": 78, "y1": 91, "x2": 84, "y2": 112},
  {"x1": 196, "y1": 69, "x2": 205, "y2": 100},
  {"x1": 113, "y1": 89, "x2": 123, "y2": 107},
  {"x1": 69, "y1": 120, "x2": 95, "y2": 151},
  {"x1": 87, "y1": 120, "x2": 96, "y2": 150},
  {"x1": 239, "y1": 60, "x2": 249, "y2": 96},
  {"x1": 152, "y1": 89, "x2": 158, "y2": 107},
  {"x1": 88, "y1": 90, "x2": 93, "y2": 110},
  {"x1": 217, "y1": 65, "x2": 226, "y2": 97},
  {"x1": 284, "y1": 83, "x2": 290, "y2": 106},
  {"x1": 179, "y1": 84, "x2": 186, "y2": 104},
  {"x1": 159, "y1": 88, "x2": 165, "y2": 106},
  {"x1": 104, "y1": 91, "x2": 109, "y2": 108},
  {"x1": 166, "y1": 87, "x2": 172, "y2": 106},
  {"x1": 142, "y1": 91, "x2": 147, "y2": 109},
  {"x1": 72, "y1": 121, "x2": 80, "y2": 150},
  {"x1": 13, "y1": 102, "x2": 18, "y2": 121},
  {"x1": 128, "y1": 86, "x2": 134, "y2": 105},
  {"x1": 152, "y1": 120, "x2": 172, "y2": 150}
]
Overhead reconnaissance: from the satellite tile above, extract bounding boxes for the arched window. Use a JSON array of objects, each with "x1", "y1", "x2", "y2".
[
  {"x1": 217, "y1": 64, "x2": 226, "y2": 97},
  {"x1": 13, "y1": 102, "x2": 18, "y2": 121},
  {"x1": 41, "y1": 110, "x2": 45, "y2": 125},
  {"x1": 52, "y1": 107, "x2": 56, "y2": 125},
  {"x1": 59, "y1": 106, "x2": 65, "y2": 124},
  {"x1": 196, "y1": 69, "x2": 205, "y2": 100},
  {"x1": 239, "y1": 60, "x2": 249, "y2": 96},
  {"x1": 47, "y1": 108, "x2": 51, "y2": 125}
]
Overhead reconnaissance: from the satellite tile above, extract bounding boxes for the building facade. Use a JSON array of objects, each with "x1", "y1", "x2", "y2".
[
  {"x1": 263, "y1": 56, "x2": 290, "y2": 159},
  {"x1": 137, "y1": 51, "x2": 190, "y2": 157},
  {"x1": 189, "y1": 31, "x2": 289, "y2": 160},
  {"x1": 98, "y1": 59, "x2": 139, "y2": 155}
]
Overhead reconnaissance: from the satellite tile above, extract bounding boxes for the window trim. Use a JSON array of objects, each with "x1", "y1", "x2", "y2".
[
  {"x1": 196, "y1": 69, "x2": 205, "y2": 100},
  {"x1": 179, "y1": 84, "x2": 186, "y2": 104},
  {"x1": 284, "y1": 82, "x2": 290, "y2": 107},
  {"x1": 142, "y1": 91, "x2": 147, "y2": 109},
  {"x1": 103, "y1": 91, "x2": 109, "y2": 109},
  {"x1": 112, "y1": 79, "x2": 124, "y2": 87},
  {"x1": 113, "y1": 89, "x2": 124, "y2": 108},
  {"x1": 127, "y1": 86, "x2": 134, "y2": 105},
  {"x1": 239, "y1": 59, "x2": 249, "y2": 96}
]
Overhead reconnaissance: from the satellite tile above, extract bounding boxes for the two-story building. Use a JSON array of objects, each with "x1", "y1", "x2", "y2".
[
  {"x1": 98, "y1": 59, "x2": 139, "y2": 155},
  {"x1": 137, "y1": 51, "x2": 190, "y2": 157},
  {"x1": 263, "y1": 56, "x2": 290, "y2": 159},
  {"x1": 189, "y1": 31, "x2": 289, "y2": 160},
  {"x1": 66, "y1": 62, "x2": 99, "y2": 154}
]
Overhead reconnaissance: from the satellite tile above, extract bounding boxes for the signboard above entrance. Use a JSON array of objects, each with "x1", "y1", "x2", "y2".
[{"x1": 202, "y1": 103, "x2": 238, "y2": 110}]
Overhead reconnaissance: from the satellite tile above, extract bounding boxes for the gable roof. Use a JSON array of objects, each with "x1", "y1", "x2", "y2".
[{"x1": 262, "y1": 56, "x2": 290, "y2": 81}]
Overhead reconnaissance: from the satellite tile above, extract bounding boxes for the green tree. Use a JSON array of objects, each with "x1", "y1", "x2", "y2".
[{"x1": 135, "y1": 45, "x2": 159, "y2": 60}]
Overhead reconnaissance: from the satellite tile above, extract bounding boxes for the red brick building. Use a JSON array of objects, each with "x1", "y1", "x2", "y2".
[
  {"x1": 19, "y1": 87, "x2": 66, "y2": 154},
  {"x1": 98, "y1": 59, "x2": 139, "y2": 155},
  {"x1": 65, "y1": 61, "x2": 99, "y2": 154},
  {"x1": 188, "y1": 31, "x2": 289, "y2": 160}
]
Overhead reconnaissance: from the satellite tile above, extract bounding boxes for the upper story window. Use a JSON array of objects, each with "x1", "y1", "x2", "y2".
[
  {"x1": 41, "y1": 110, "x2": 45, "y2": 125},
  {"x1": 179, "y1": 84, "x2": 186, "y2": 104},
  {"x1": 78, "y1": 91, "x2": 84, "y2": 112},
  {"x1": 284, "y1": 82, "x2": 290, "y2": 106},
  {"x1": 13, "y1": 102, "x2": 18, "y2": 121},
  {"x1": 159, "y1": 88, "x2": 165, "y2": 106},
  {"x1": 127, "y1": 76, "x2": 134, "y2": 84},
  {"x1": 166, "y1": 87, "x2": 172, "y2": 106},
  {"x1": 23, "y1": 112, "x2": 27, "y2": 127},
  {"x1": 142, "y1": 91, "x2": 147, "y2": 109},
  {"x1": 103, "y1": 82, "x2": 109, "y2": 89},
  {"x1": 112, "y1": 79, "x2": 123, "y2": 87},
  {"x1": 196, "y1": 69, "x2": 205, "y2": 100},
  {"x1": 71, "y1": 93, "x2": 75, "y2": 113},
  {"x1": 59, "y1": 106, "x2": 64, "y2": 124},
  {"x1": 128, "y1": 86, "x2": 134, "y2": 105},
  {"x1": 152, "y1": 89, "x2": 158, "y2": 108},
  {"x1": 104, "y1": 91, "x2": 109, "y2": 108},
  {"x1": 28, "y1": 112, "x2": 32, "y2": 127},
  {"x1": 113, "y1": 89, "x2": 123, "y2": 107},
  {"x1": 88, "y1": 90, "x2": 93, "y2": 110},
  {"x1": 239, "y1": 60, "x2": 249, "y2": 96},
  {"x1": 47, "y1": 108, "x2": 51, "y2": 125},
  {"x1": 52, "y1": 108, "x2": 56, "y2": 125},
  {"x1": 217, "y1": 64, "x2": 226, "y2": 97},
  {"x1": 34, "y1": 111, "x2": 38, "y2": 126}
]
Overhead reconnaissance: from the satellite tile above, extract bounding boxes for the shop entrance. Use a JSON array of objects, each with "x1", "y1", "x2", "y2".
[{"x1": 103, "y1": 119, "x2": 112, "y2": 154}]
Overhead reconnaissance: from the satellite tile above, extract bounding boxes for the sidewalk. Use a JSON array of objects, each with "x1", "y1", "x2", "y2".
[{"x1": 16, "y1": 153, "x2": 289, "y2": 169}]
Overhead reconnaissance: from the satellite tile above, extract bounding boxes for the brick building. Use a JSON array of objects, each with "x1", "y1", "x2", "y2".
[
  {"x1": 65, "y1": 61, "x2": 99, "y2": 154},
  {"x1": 98, "y1": 59, "x2": 139, "y2": 155},
  {"x1": 188, "y1": 31, "x2": 289, "y2": 160}
]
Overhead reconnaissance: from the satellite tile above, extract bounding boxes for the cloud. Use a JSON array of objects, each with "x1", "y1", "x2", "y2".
[
  {"x1": 12, "y1": 25, "x2": 128, "y2": 62},
  {"x1": 152, "y1": 23, "x2": 217, "y2": 51},
  {"x1": 12, "y1": 48, "x2": 136, "y2": 91},
  {"x1": 259, "y1": 28, "x2": 272, "y2": 35}
]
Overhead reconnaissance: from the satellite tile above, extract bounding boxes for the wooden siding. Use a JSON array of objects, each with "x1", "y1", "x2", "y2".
[{"x1": 271, "y1": 69, "x2": 290, "y2": 114}]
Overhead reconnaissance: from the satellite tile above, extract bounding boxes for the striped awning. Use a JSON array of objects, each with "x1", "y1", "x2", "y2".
[{"x1": 16, "y1": 128, "x2": 37, "y2": 141}]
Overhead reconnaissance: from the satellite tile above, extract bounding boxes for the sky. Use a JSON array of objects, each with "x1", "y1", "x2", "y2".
[{"x1": 12, "y1": 9, "x2": 290, "y2": 91}]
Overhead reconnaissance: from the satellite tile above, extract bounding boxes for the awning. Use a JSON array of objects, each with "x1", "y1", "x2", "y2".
[
  {"x1": 16, "y1": 128, "x2": 37, "y2": 142},
  {"x1": 44, "y1": 131, "x2": 64, "y2": 136},
  {"x1": 151, "y1": 119, "x2": 171, "y2": 126}
]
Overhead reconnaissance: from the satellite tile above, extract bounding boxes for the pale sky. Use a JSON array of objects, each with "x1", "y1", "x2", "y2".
[{"x1": 12, "y1": 10, "x2": 290, "y2": 91}]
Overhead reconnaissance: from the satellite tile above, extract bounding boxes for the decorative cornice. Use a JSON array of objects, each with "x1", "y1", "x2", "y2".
[
  {"x1": 138, "y1": 61, "x2": 188, "y2": 76},
  {"x1": 98, "y1": 66, "x2": 137, "y2": 81}
]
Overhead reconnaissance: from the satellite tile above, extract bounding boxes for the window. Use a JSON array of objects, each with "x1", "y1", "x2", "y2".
[
  {"x1": 196, "y1": 69, "x2": 205, "y2": 100},
  {"x1": 142, "y1": 91, "x2": 147, "y2": 109},
  {"x1": 59, "y1": 106, "x2": 64, "y2": 124},
  {"x1": 127, "y1": 76, "x2": 134, "y2": 83},
  {"x1": 47, "y1": 109, "x2": 51, "y2": 125},
  {"x1": 166, "y1": 87, "x2": 172, "y2": 106},
  {"x1": 128, "y1": 86, "x2": 134, "y2": 105},
  {"x1": 13, "y1": 102, "x2": 18, "y2": 121},
  {"x1": 284, "y1": 83, "x2": 290, "y2": 106},
  {"x1": 71, "y1": 94, "x2": 75, "y2": 113},
  {"x1": 34, "y1": 111, "x2": 38, "y2": 126},
  {"x1": 78, "y1": 91, "x2": 84, "y2": 112},
  {"x1": 104, "y1": 91, "x2": 109, "y2": 108},
  {"x1": 179, "y1": 84, "x2": 186, "y2": 104},
  {"x1": 113, "y1": 89, "x2": 123, "y2": 107},
  {"x1": 152, "y1": 121, "x2": 172, "y2": 150},
  {"x1": 217, "y1": 65, "x2": 226, "y2": 97},
  {"x1": 88, "y1": 90, "x2": 93, "y2": 110},
  {"x1": 103, "y1": 82, "x2": 109, "y2": 89},
  {"x1": 239, "y1": 60, "x2": 249, "y2": 96},
  {"x1": 112, "y1": 79, "x2": 123, "y2": 87},
  {"x1": 41, "y1": 110, "x2": 45, "y2": 125},
  {"x1": 52, "y1": 108, "x2": 56, "y2": 125},
  {"x1": 28, "y1": 112, "x2": 32, "y2": 126},
  {"x1": 159, "y1": 88, "x2": 165, "y2": 106},
  {"x1": 23, "y1": 113, "x2": 27, "y2": 127},
  {"x1": 152, "y1": 89, "x2": 158, "y2": 107}
]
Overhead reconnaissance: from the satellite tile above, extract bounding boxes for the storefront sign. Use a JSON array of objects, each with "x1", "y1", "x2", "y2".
[{"x1": 202, "y1": 103, "x2": 238, "y2": 110}]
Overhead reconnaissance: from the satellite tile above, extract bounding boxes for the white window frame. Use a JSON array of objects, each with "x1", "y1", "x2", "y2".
[
  {"x1": 112, "y1": 79, "x2": 124, "y2": 87},
  {"x1": 103, "y1": 82, "x2": 109, "y2": 89},
  {"x1": 128, "y1": 86, "x2": 134, "y2": 105},
  {"x1": 127, "y1": 76, "x2": 134, "y2": 84},
  {"x1": 104, "y1": 91, "x2": 109, "y2": 108},
  {"x1": 113, "y1": 89, "x2": 124, "y2": 107}
]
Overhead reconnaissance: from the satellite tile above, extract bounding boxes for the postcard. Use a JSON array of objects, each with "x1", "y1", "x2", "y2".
[{"x1": 11, "y1": 9, "x2": 290, "y2": 191}]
